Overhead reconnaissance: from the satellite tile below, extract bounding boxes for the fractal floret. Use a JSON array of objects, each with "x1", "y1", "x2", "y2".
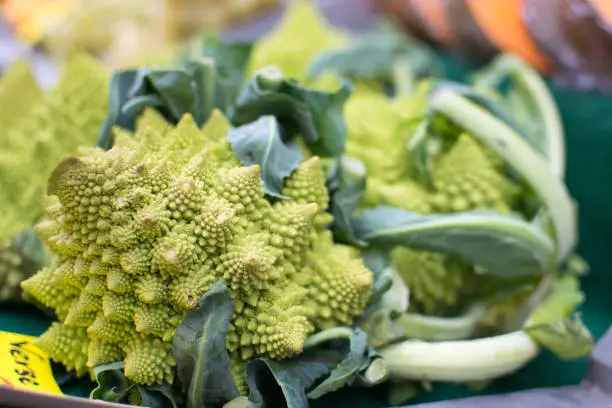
[
  {"x1": 343, "y1": 83, "x2": 528, "y2": 316},
  {"x1": 344, "y1": 85, "x2": 522, "y2": 217},
  {"x1": 21, "y1": 108, "x2": 373, "y2": 388}
]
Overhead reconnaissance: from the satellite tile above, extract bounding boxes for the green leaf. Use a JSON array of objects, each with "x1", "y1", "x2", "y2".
[
  {"x1": 226, "y1": 116, "x2": 304, "y2": 198},
  {"x1": 328, "y1": 156, "x2": 367, "y2": 246},
  {"x1": 98, "y1": 59, "x2": 222, "y2": 150},
  {"x1": 138, "y1": 384, "x2": 181, "y2": 408},
  {"x1": 240, "y1": 328, "x2": 384, "y2": 407},
  {"x1": 97, "y1": 70, "x2": 142, "y2": 150},
  {"x1": 308, "y1": 19, "x2": 439, "y2": 85},
  {"x1": 304, "y1": 327, "x2": 387, "y2": 397},
  {"x1": 360, "y1": 249, "x2": 393, "y2": 311},
  {"x1": 525, "y1": 275, "x2": 585, "y2": 326},
  {"x1": 525, "y1": 314, "x2": 594, "y2": 359},
  {"x1": 172, "y1": 280, "x2": 239, "y2": 408},
  {"x1": 352, "y1": 207, "x2": 556, "y2": 278},
  {"x1": 146, "y1": 69, "x2": 203, "y2": 123},
  {"x1": 90, "y1": 362, "x2": 133, "y2": 402},
  {"x1": 180, "y1": 32, "x2": 253, "y2": 112},
  {"x1": 519, "y1": 241, "x2": 592, "y2": 361},
  {"x1": 306, "y1": 329, "x2": 369, "y2": 398},
  {"x1": 229, "y1": 66, "x2": 352, "y2": 157},
  {"x1": 429, "y1": 90, "x2": 577, "y2": 262},
  {"x1": 244, "y1": 357, "x2": 332, "y2": 408}
]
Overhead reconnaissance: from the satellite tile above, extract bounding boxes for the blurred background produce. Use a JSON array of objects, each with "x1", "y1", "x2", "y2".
[
  {"x1": 1, "y1": 0, "x2": 281, "y2": 68},
  {"x1": 375, "y1": 0, "x2": 612, "y2": 93},
  {"x1": 3, "y1": 0, "x2": 612, "y2": 91}
]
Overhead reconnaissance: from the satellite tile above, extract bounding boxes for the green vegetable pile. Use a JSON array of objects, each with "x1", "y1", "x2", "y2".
[
  {"x1": 0, "y1": 54, "x2": 109, "y2": 303},
  {"x1": 251, "y1": 1, "x2": 591, "y2": 403},
  {"x1": 6, "y1": 0, "x2": 596, "y2": 407}
]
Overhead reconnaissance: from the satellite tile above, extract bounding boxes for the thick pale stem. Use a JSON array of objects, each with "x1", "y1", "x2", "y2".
[
  {"x1": 361, "y1": 358, "x2": 389, "y2": 385},
  {"x1": 394, "y1": 304, "x2": 486, "y2": 341},
  {"x1": 477, "y1": 54, "x2": 565, "y2": 179},
  {"x1": 378, "y1": 330, "x2": 540, "y2": 382},
  {"x1": 303, "y1": 326, "x2": 353, "y2": 348},
  {"x1": 512, "y1": 63, "x2": 566, "y2": 179}
]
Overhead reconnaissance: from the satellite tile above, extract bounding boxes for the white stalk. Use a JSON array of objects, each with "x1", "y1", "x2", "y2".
[
  {"x1": 378, "y1": 330, "x2": 539, "y2": 382},
  {"x1": 394, "y1": 304, "x2": 486, "y2": 341}
]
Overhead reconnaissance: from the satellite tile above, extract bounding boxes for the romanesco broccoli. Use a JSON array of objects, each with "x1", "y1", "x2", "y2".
[
  {"x1": 342, "y1": 85, "x2": 526, "y2": 316},
  {"x1": 21, "y1": 108, "x2": 373, "y2": 390},
  {"x1": 0, "y1": 54, "x2": 109, "y2": 245},
  {"x1": 0, "y1": 55, "x2": 108, "y2": 305},
  {"x1": 245, "y1": 0, "x2": 346, "y2": 88}
]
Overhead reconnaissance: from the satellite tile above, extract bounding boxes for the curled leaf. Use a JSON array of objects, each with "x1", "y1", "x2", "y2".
[
  {"x1": 306, "y1": 329, "x2": 379, "y2": 399},
  {"x1": 525, "y1": 314, "x2": 594, "y2": 359},
  {"x1": 180, "y1": 31, "x2": 253, "y2": 112},
  {"x1": 328, "y1": 155, "x2": 367, "y2": 246},
  {"x1": 227, "y1": 116, "x2": 304, "y2": 198},
  {"x1": 90, "y1": 362, "x2": 132, "y2": 403},
  {"x1": 229, "y1": 67, "x2": 352, "y2": 157},
  {"x1": 244, "y1": 357, "x2": 332, "y2": 408},
  {"x1": 172, "y1": 280, "x2": 239, "y2": 408},
  {"x1": 239, "y1": 327, "x2": 384, "y2": 408},
  {"x1": 352, "y1": 206, "x2": 556, "y2": 278},
  {"x1": 138, "y1": 384, "x2": 181, "y2": 408}
]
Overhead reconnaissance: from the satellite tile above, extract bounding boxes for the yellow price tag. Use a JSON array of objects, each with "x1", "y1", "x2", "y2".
[{"x1": 0, "y1": 330, "x2": 62, "y2": 395}]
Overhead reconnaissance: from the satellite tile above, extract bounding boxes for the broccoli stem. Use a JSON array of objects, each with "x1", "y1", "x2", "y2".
[
  {"x1": 193, "y1": 57, "x2": 216, "y2": 123},
  {"x1": 476, "y1": 54, "x2": 565, "y2": 179},
  {"x1": 393, "y1": 304, "x2": 486, "y2": 341},
  {"x1": 509, "y1": 59, "x2": 566, "y2": 179},
  {"x1": 361, "y1": 358, "x2": 389, "y2": 385},
  {"x1": 304, "y1": 327, "x2": 354, "y2": 348},
  {"x1": 378, "y1": 330, "x2": 539, "y2": 382},
  {"x1": 392, "y1": 57, "x2": 414, "y2": 97}
]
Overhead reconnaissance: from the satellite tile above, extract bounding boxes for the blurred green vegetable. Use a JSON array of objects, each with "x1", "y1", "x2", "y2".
[{"x1": 0, "y1": 53, "x2": 109, "y2": 304}]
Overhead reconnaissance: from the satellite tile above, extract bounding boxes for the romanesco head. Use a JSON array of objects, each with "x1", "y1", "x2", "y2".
[
  {"x1": 21, "y1": 108, "x2": 373, "y2": 389},
  {"x1": 429, "y1": 133, "x2": 522, "y2": 214},
  {"x1": 390, "y1": 247, "x2": 468, "y2": 316},
  {"x1": 344, "y1": 84, "x2": 417, "y2": 184},
  {"x1": 245, "y1": 0, "x2": 346, "y2": 84}
]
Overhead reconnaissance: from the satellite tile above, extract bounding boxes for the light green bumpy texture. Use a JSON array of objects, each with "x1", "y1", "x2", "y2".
[
  {"x1": 21, "y1": 109, "x2": 373, "y2": 390},
  {"x1": 0, "y1": 246, "x2": 31, "y2": 303},
  {"x1": 0, "y1": 54, "x2": 108, "y2": 304},
  {"x1": 0, "y1": 54, "x2": 109, "y2": 246}
]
